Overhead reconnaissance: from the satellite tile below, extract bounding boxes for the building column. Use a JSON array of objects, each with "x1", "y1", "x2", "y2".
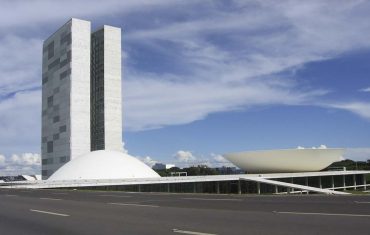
[
  {"x1": 275, "y1": 185, "x2": 278, "y2": 194},
  {"x1": 167, "y1": 183, "x2": 170, "y2": 193},
  {"x1": 319, "y1": 177, "x2": 322, "y2": 189},
  {"x1": 364, "y1": 174, "x2": 367, "y2": 190},
  {"x1": 343, "y1": 175, "x2": 346, "y2": 191},
  {"x1": 216, "y1": 181, "x2": 220, "y2": 194},
  {"x1": 305, "y1": 177, "x2": 309, "y2": 186},
  {"x1": 353, "y1": 175, "x2": 357, "y2": 190},
  {"x1": 257, "y1": 182, "x2": 261, "y2": 195},
  {"x1": 237, "y1": 180, "x2": 241, "y2": 194},
  {"x1": 331, "y1": 176, "x2": 335, "y2": 189},
  {"x1": 138, "y1": 185, "x2": 141, "y2": 192},
  {"x1": 193, "y1": 183, "x2": 196, "y2": 193}
]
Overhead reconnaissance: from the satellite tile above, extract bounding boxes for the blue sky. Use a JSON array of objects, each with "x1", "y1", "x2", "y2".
[{"x1": 0, "y1": 0, "x2": 370, "y2": 174}]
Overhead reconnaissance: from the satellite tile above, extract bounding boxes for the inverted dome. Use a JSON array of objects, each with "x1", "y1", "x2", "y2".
[
  {"x1": 224, "y1": 148, "x2": 344, "y2": 173},
  {"x1": 48, "y1": 150, "x2": 160, "y2": 181}
]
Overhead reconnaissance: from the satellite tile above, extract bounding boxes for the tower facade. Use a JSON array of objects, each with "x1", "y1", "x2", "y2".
[
  {"x1": 91, "y1": 26, "x2": 122, "y2": 152},
  {"x1": 42, "y1": 19, "x2": 122, "y2": 179}
]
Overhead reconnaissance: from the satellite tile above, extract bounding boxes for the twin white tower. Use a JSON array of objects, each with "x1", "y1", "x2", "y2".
[{"x1": 41, "y1": 19, "x2": 122, "y2": 179}]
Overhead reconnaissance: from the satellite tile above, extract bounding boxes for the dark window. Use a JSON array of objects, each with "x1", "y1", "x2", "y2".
[
  {"x1": 59, "y1": 125, "x2": 67, "y2": 133},
  {"x1": 53, "y1": 87, "x2": 60, "y2": 93},
  {"x1": 47, "y1": 96, "x2": 53, "y2": 107},
  {"x1": 53, "y1": 133, "x2": 59, "y2": 140},
  {"x1": 60, "y1": 32, "x2": 71, "y2": 45},
  {"x1": 48, "y1": 58, "x2": 60, "y2": 70},
  {"x1": 47, "y1": 141, "x2": 53, "y2": 153},
  {"x1": 60, "y1": 156, "x2": 67, "y2": 163},
  {"x1": 60, "y1": 68, "x2": 71, "y2": 80},
  {"x1": 48, "y1": 158, "x2": 54, "y2": 164},
  {"x1": 47, "y1": 41, "x2": 54, "y2": 59},
  {"x1": 42, "y1": 170, "x2": 48, "y2": 176},
  {"x1": 42, "y1": 159, "x2": 48, "y2": 165},
  {"x1": 53, "y1": 116, "x2": 60, "y2": 123}
]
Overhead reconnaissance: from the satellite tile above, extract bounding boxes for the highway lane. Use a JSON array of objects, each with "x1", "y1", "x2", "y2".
[{"x1": 0, "y1": 188, "x2": 369, "y2": 235}]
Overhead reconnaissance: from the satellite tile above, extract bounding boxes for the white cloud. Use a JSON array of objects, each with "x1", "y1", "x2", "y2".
[
  {"x1": 343, "y1": 148, "x2": 370, "y2": 161},
  {"x1": 134, "y1": 155, "x2": 158, "y2": 168},
  {"x1": 0, "y1": 1, "x2": 370, "y2": 155},
  {"x1": 0, "y1": 153, "x2": 41, "y2": 176},
  {"x1": 122, "y1": 1, "x2": 370, "y2": 130},
  {"x1": 174, "y1": 150, "x2": 196, "y2": 162},
  {"x1": 211, "y1": 153, "x2": 234, "y2": 167},
  {"x1": 326, "y1": 102, "x2": 370, "y2": 120},
  {"x1": 360, "y1": 87, "x2": 370, "y2": 92}
]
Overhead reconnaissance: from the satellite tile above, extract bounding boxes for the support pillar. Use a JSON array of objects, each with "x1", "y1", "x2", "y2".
[
  {"x1": 319, "y1": 177, "x2": 322, "y2": 189},
  {"x1": 167, "y1": 183, "x2": 170, "y2": 193},
  {"x1": 305, "y1": 177, "x2": 309, "y2": 186},
  {"x1": 353, "y1": 175, "x2": 357, "y2": 190},
  {"x1": 216, "y1": 181, "x2": 220, "y2": 194},
  {"x1": 364, "y1": 174, "x2": 367, "y2": 190},
  {"x1": 257, "y1": 182, "x2": 261, "y2": 195},
  {"x1": 237, "y1": 180, "x2": 241, "y2": 194},
  {"x1": 331, "y1": 176, "x2": 335, "y2": 189},
  {"x1": 275, "y1": 185, "x2": 278, "y2": 194},
  {"x1": 193, "y1": 183, "x2": 196, "y2": 193},
  {"x1": 138, "y1": 185, "x2": 141, "y2": 192},
  {"x1": 343, "y1": 175, "x2": 346, "y2": 191}
]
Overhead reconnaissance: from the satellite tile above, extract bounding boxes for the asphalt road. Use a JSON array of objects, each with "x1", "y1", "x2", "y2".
[{"x1": 0, "y1": 188, "x2": 369, "y2": 235}]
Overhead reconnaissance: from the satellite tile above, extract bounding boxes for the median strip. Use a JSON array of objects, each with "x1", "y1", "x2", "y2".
[
  {"x1": 273, "y1": 211, "x2": 370, "y2": 217},
  {"x1": 30, "y1": 209, "x2": 69, "y2": 217},
  {"x1": 172, "y1": 228, "x2": 217, "y2": 235}
]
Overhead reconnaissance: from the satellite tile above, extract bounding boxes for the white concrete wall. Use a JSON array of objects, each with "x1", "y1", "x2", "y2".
[
  {"x1": 103, "y1": 25, "x2": 123, "y2": 151},
  {"x1": 70, "y1": 19, "x2": 91, "y2": 160}
]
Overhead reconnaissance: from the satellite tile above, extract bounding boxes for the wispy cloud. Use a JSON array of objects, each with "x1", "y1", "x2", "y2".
[
  {"x1": 360, "y1": 87, "x2": 370, "y2": 92},
  {"x1": 0, "y1": 0, "x2": 370, "y2": 156},
  {"x1": 326, "y1": 102, "x2": 370, "y2": 120}
]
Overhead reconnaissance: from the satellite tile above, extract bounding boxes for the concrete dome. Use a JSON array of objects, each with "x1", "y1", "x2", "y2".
[
  {"x1": 224, "y1": 148, "x2": 344, "y2": 173},
  {"x1": 48, "y1": 150, "x2": 160, "y2": 181}
]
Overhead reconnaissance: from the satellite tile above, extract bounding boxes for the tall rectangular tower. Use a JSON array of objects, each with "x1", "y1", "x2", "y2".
[
  {"x1": 41, "y1": 19, "x2": 91, "y2": 179},
  {"x1": 91, "y1": 26, "x2": 123, "y2": 152},
  {"x1": 42, "y1": 19, "x2": 123, "y2": 179}
]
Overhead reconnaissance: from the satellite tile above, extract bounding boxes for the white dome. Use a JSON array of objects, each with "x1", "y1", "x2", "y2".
[
  {"x1": 224, "y1": 148, "x2": 344, "y2": 173},
  {"x1": 48, "y1": 150, "x2": 160, "y2": 181}
]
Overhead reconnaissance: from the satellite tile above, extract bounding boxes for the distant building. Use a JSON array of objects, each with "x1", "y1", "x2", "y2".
[
  {"x1": 152, "y1": 163, "x2": 176, "y2": 170},
  {"x1": 41, "y1": 18, "x2": 122, "y2": 179}
]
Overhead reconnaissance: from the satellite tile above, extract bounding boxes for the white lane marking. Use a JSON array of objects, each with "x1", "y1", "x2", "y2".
[
  {"x1": 108, "y1": 202, "x2": 159, "y2": 208},
  {"x1": 40, "y1": 197, "x2": 62, "y2": 201},
  {"x1": 98, "y1": 195, "x2": 132, "y2": 198},
  {"x1": 354, "y1": 201, "x2": 370, "y2": 204},
  {"x1": 4, "y1": 194, "x2": 17, "y2": 197},
  {"x1": 273, "y1": 211, "x2": 370, "y2": 217},
  {"x1": 173, "y1": 228, "x2": 217, "y2": 235},
  {"x1": 30, "y1": 209, "x2": 69, "y2": 217},
  {"x1": 182, "y1": 198, "x2": 242, "y2": 201}
]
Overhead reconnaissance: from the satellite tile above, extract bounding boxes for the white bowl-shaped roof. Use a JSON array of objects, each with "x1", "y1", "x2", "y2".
[
  {"x1": 223, "y1": 148, "x2": 344, "y2": 173},
  {"x1": 48, "y1": 150, "x2": 160, "y2": 181}
]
